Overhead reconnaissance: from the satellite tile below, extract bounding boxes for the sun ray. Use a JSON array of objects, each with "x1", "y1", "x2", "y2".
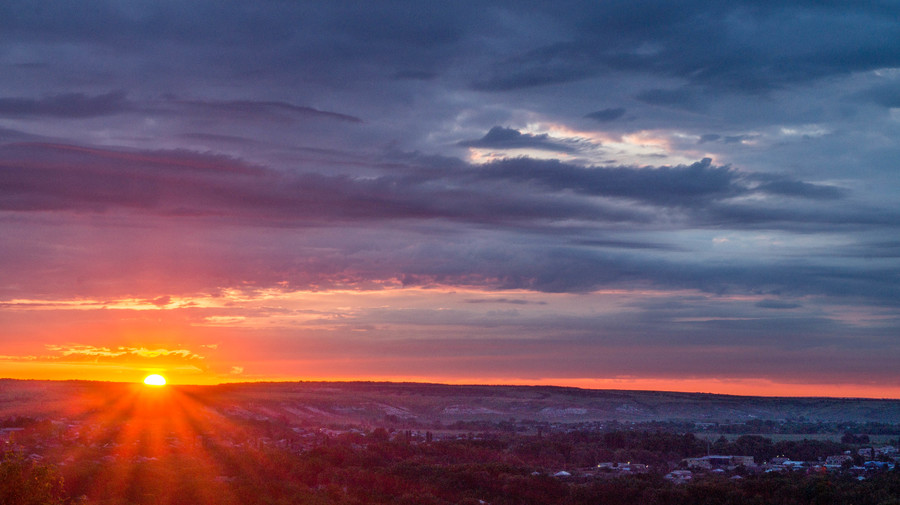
[{"x1": 37, "y1": 382, "x2": 252, "y2": 505}]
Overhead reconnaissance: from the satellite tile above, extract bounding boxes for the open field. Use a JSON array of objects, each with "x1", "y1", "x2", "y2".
[{"x1": 695, "y1": 432, "x2": 899, "y2": 444}]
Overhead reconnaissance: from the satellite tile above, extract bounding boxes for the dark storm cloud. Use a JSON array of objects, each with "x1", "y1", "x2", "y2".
[
  {"x1": 756, "y1": 300, "x2": 802, "y2": 309},
  {"x1": 858, "y1": 241, "x2": 900, "y2": 259},
  {"x1": 753, "y1": 178, "x2": 845, "y2": 200},
  {"x1": 391, "y1": 241, "x2": 900, "y2": 304},
  {"x1": 467, "y1": 157, "x2": 845, "y2": 208},
  {"x1": 0, "y1": 143, "x2": 260, "y2": 212},
  {"x1": 0, "y1": 91, "x2": 129, "y2": 118},
  {"x1": 585, "y1": 108, "x2": 626, "y2": 122},
  {"x1": 0, "y1": 1, "x2": 481, "y2": 93},
  {"x1": 635, "y1": 88, "x2": 702, "y2": 110},
  {"x1": 457, "y1": 127, "x2": 577, "y2": 152},
  {"x1": 0, "y1": 143, "x2": 633, "y2": 225},
  {"x1": 705, "y1": 202, "x2": 900, "y2": 231},
  {"x1": 172, "y1": 99, "x2": 362, "y2": 123},
  {"x1": 571, "y1": 238, "x2": 680, "y2": 251},
  {"x1": 470, "y1": 41, "x2": 601, "y2": 91},
  {"x1": 0, "y1": 143, "x2": 863, "y2": 233},
  {"x1": 3, "y1": 1, "x2": 899, "y2": 97},
  {"x1": 471, "y1": 157, "x2": 736, "y2": 205},
  {"x1": 4, "y1": 206, "x2": 898, "y2": 307},
  {"x1": 468, "y1": 1, "x2": 900, "y2": 94},
  {"x1": 392, "y1": 70, "x2": 438, "y2": 81},
  {"x1": 855, "y1": 83, "x2": 900, "y2": 108},
  {"x1": 2, "y1": 1, "x2": 897, "y2": 137},
  {"x1": 0, "y1": 2, "x2": 299, "y2": 46}
]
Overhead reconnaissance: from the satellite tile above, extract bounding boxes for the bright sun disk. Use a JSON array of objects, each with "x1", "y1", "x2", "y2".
[{"x1": 143, "y1": 374, "x2": 167, "y2": 386}]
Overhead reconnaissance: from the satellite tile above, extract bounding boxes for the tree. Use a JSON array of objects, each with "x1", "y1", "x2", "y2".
[
  {"x1": 842, "y1": 432, "x2": 870, "y2": 444},
  {"x1": 0, "y1": 451, "x2": 65, "y2": 505}
]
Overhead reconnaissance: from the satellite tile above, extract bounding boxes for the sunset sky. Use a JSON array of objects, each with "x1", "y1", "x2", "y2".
[{"x1": 1, "y1": 1, "x2": 899, "y2": 397}]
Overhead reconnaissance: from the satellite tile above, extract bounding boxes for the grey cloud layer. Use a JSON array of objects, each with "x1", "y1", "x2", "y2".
[
  {"x1": 1, "y1": 142, "x2": 896, "y2": 306},
  {"x1": 0, "y1": 91, "x2": 129, "y2": 118},
  {"x1": 4, "y1": 2, "x2": 898, "y2": 93},
  {"x1": 458, "y1": 127, "x2": 578, "y2": 152},
  {"x1": 0, "y1": 143, "x2": 860, "y2": 227}
]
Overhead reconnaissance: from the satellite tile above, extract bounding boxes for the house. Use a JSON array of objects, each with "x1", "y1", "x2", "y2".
[
  {"x1": 782, "y1": 460, "x2": 806, "y2": 471},
  {"x1": 875, "y1": 446, "x2": 898, "y2": 457},
  {"x1": 825, "y1": 454, "x2": 853, "y2": 466},
  {"x1": 665, "y1": 470, "x2": 693, "y2": 484},
  {"x1": 596, "y1": 462, "x2": 649, "y2": 474},
  {"x1": 864, "y1": 461, "x2": 894, "y2": 472},
  {"x1": 684, "y1": 455, "x2": 755, "y2": 470}
]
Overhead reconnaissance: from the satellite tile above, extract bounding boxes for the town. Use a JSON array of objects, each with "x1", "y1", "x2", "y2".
[{"x1": 3, "y1": 384, "x2": 900, "y2": 505}]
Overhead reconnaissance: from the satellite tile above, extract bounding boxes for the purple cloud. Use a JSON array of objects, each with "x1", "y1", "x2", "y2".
[{"x1": 0, "y1": 91, "x2": 129, "y2": 118}]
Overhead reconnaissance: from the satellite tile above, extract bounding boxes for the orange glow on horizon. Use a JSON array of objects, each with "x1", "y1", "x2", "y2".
[
  {"x1": 2, "y1": 355, "x2": 899, "y2": 399},
  {"x1": 201, "y1": 374, "x2": 900, "y2": 400}
]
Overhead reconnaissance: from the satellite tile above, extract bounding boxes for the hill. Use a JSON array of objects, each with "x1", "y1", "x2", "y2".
[{"x1": 2, "y1": 379, "x2": 899, "y2": 426}]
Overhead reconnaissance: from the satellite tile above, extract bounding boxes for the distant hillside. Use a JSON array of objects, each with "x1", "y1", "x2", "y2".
[
  {"x1": 200, "y1": 381, "x2": 900, "y2": 425},
  {"x1": 2, "y1": 379, "x2": 899, "y2": 426}
]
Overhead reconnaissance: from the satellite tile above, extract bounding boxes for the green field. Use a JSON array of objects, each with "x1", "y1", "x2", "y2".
[{"x1": 695, "y1": 432, "x2": 898, "y2": 444}]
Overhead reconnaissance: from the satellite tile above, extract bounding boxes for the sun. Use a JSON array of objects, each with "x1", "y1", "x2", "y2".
[{"x1": 143, "y1": 374, "x2": 167, "y2": 386}]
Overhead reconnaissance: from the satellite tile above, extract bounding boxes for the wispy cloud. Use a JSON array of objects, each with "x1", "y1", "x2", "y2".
[{"x1": 43, "y1": 345, "x2": 205, "y2": 362}]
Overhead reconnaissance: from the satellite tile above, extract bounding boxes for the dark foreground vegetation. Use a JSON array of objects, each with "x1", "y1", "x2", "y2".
[
  {"x1": 1, "y1": 380, "x2": 899, "y2": 504},
  {"x1": 4, "y1": 423, "x2": 900, "y2": 505}
]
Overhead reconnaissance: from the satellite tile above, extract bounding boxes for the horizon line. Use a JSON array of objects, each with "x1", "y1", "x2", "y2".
[{"x1": 3, "y1": 376, "x2": 899, "y2": 402}]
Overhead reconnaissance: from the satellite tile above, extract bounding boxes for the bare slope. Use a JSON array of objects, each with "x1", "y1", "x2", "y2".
[{"x1": 2, "y1": 379, "x2": 898, "y2": 425}]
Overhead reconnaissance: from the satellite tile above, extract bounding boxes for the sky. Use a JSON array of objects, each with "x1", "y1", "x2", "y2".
[{"x1": 1, "y1": 1, "x2": 899, "y2": 397}]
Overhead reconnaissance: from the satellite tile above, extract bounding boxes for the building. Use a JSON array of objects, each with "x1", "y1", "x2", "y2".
[
  {"x1": 684, "y1": 455, "x2": 755, "y2": 470},
  {"x1": 665, "y1": 470, "x2": 693, "y2": 484},
  {"x1": 826, "y1": 454, "x2": 853, "y2": 466},
  {"x1": 875, "y1": 446, "x2": 898, "y2": 457}
]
